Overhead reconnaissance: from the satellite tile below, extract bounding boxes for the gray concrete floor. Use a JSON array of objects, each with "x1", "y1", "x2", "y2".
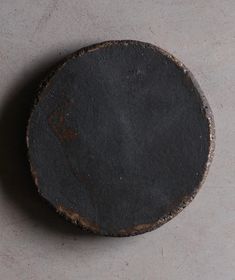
[{"x1": 0, "y1": 1, "x2": 234, "y2": 279}]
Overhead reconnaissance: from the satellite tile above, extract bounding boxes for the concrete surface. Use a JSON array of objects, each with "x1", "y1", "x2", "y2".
[{"x1": 0, "y1": 1, "x2": 234, "y2": 279}]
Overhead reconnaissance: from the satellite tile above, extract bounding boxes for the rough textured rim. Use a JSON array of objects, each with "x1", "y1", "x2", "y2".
[{"x1": 27, "y1": 40, "x2": 215, "y2": 237}]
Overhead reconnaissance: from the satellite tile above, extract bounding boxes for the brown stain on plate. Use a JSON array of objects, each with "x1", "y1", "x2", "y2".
[{"x1": 48, "y1": 100, "x2": 78, "y2": 142}]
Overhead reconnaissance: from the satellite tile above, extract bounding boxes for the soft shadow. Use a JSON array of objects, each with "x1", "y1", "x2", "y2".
[{"x1": 0, "y1": 48, "x2": 95, "y2": 237}]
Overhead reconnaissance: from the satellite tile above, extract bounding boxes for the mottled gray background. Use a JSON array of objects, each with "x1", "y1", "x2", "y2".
[{"x1": 0, "y1": 1, "x2": 234, "y2": 279}]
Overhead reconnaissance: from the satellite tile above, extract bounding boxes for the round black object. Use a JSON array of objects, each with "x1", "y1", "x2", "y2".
[{"x1": 27, "y1": 41, "x2": 215, "y2": 236}]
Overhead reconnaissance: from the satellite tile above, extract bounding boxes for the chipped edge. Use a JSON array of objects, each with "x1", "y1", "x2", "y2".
[{"x1": 56, "y1": 205, "x2": 100, "y2": 234}]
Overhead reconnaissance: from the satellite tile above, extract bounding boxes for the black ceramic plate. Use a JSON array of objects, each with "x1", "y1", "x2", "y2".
[{"x1": 27, "y1": 41, "x2": 215, "y2": 236}]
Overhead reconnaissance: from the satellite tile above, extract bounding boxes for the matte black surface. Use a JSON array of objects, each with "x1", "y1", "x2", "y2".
[{"x1": 27, "y1": 41, "x2": 213, "y2": 236}]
